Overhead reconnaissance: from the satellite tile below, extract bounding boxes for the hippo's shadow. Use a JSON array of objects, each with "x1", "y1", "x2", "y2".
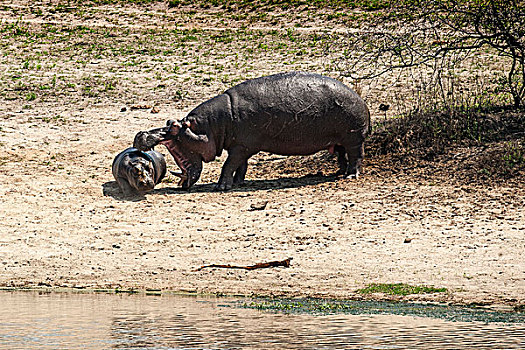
[
  {"x1": 155, "y1": 173, "x2": 338, "y2": 195},
  {"x1": 102, "y1": 181, "x2": 147, "y2": 201},
  {"x1": 103, "y1": 174, "x2": 337, "y2": 200}
]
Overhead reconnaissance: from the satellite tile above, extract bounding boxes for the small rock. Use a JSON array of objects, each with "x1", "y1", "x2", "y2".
[
  {"x1": 379, "y1": 103, "x2": 390, "y2": 111},
  {"x1": 404, "y1": 238, "x2": 412, "y2": 243},
  {"x1": 120, "y1": 107, "x2": 127, "y2": 112},
  {"x1": 130, "y1": 104, "x2": 152, "y2": 110},
  {"x1": 151, "y1": 106, "x2": 160, "y2": 113}
]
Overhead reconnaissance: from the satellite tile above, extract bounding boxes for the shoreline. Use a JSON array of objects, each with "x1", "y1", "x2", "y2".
[{"x1": 0, "y1": 286, "x2": 522, "y2": 313}]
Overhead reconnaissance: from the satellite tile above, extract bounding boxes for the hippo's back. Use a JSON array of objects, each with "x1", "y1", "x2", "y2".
[{"x1": 224, "y1": 72, "x2": 370, "y2": 154}]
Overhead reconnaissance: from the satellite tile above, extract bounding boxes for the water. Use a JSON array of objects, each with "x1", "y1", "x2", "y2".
[{"x1": 0, "y1": 291, "x2": 523, "y2": 349}]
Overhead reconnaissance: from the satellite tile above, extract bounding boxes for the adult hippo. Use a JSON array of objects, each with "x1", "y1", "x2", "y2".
[{"x1": 133, "y1": 72, "x2": 370, "y2": 190}]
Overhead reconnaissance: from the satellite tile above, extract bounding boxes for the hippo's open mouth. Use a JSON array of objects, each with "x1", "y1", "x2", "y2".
[
  {"x1": 161, "y1": 140, "x2": 202, "y2": 189},
  {"x1": 161, "y1": 140, "x2": 188, "y2": 187}
]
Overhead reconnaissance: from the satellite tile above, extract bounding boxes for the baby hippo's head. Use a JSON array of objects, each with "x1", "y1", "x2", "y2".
[
  {"x1": 127, "y1": 157, "x2": 156, "y2": 192},
  {"x1": 112, "y1": 147, "x2": 167, "y2": 196}
]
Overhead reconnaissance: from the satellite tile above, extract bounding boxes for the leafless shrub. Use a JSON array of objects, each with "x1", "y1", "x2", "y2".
[{"x1": 336, "y1": 0, "x2": 525, "y2": 110}]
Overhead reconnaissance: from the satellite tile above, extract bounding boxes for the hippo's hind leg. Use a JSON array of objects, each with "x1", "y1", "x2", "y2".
[
  {"x1": 345, "y1": 143, "x2": 364, "y2": 179},
  {"x1": 334, "y1": 145, "x2": 348, "y2": 176},
  {"x1": 217, "y1": 146, "x2": 252, "y2": 191},
  {"x1": 337, "y1": 131, "x2": 365, "y2": 179}
]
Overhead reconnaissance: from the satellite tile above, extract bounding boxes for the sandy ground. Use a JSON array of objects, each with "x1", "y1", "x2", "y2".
[
  {"x1": 1, "y1": 103, "x2": 524, "y2": 307},
  {"x1": 0, "y1": 1, "x2": 524, "y2": 308}
]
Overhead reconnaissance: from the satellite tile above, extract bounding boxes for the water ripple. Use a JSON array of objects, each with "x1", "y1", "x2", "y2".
[{"x1": 0, "y1": 292, "x2": 523, "y2": 350}]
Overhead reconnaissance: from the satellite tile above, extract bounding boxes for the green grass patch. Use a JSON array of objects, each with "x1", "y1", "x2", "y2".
[
  {"x1": 168, "y1": 0, "x2": 391, "y2": 10},
  {"x1": 502, "y1": 141, "x2": 525, "y2": 169},
  {"x1": 357, "y1": 283, "x2": 447, "y2": 296},
  {"x1": 11, "y1": 0, "x2": 392, "y2": 12}
]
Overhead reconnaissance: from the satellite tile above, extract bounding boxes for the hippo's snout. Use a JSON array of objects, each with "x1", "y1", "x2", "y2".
[
  {"x1": 133, "y1": 128, "x2": 168, "y2": 151},
  {"x1": 132, "y1": 131, "x2": 150, "y2": 150},
  {"x1": 135, "y1": 176, "x2": 155, "y2": 192}
]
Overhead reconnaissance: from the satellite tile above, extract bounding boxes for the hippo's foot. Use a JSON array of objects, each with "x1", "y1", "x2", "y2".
[
  {"x1": 335, "y1": 166, "x2": 359, "y2": 179},
  {"x1": 334, "y1": 169, "x2": 346, "y2": 177},
  {"x1": 214, "y1": 182, "x2": 233, "y2": 191},
  {"x1": 116, "y1": 177, "x2": 137, "y2": 196},
  {"x1": 233, "y1": 177, "x2": 245, "y2": 185},
  {"x1": 215, "y1": 174, "x2": 234, "y2": 191},
  {"x1": 344, "y1": 156, "x2": 362, "y2": 180},
  {"x1": 345, "y1": 172, "x2": 359, "y2": 180},
  {"x1": 217, "y1": 150, "x2": 250, "y2": 191},
  {"x1": 344, "y1": 166, "x2": 360, "y2": 180},
  {"x1": 232, "y1": 159, "x2": 248, "y2": 185},
  {"x1": 121, "y1": 189, "x2": 135, "y2": 196}
]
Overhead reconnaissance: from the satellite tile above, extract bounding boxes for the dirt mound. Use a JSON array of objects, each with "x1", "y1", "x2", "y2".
[
  {"x1": 369, "y1": 107, "x2": 525, "y2": 184},
  {"x1": 260, "y1": 108, "x2": 525, "y2": 186}
]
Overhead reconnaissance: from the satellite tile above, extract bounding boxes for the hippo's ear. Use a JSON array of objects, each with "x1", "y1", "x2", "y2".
[
  {"x1": 176, "y1": 119, "x2": 208, "y2": 143},
  {"x1": 166, "y1": 120, "x2": 182, "y2": 134}
]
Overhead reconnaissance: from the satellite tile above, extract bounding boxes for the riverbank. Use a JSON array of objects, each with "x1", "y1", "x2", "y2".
[{"x1": 1, "y1": 1, "x2": 523, "y2": 309}]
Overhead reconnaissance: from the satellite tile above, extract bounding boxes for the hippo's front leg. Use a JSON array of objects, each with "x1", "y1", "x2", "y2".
[
  {"x1": 116, "y1": 177, "x2": 135, "y2": 196},
  {"x1": 216, "y1": 146, "x2": 252, "y2": 191},
  {"x1": 233, "y1": 159, "x2": 248, "y2": 185}
]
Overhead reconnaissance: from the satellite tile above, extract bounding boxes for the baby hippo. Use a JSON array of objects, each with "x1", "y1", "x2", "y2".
[{"x1": 112, "y1": 147, "x2": 166, "y2": 195}]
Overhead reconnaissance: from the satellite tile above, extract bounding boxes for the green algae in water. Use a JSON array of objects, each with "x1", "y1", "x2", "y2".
[
  {"x1": 357, "y1": 283, "x2": 447, "y2": 296},
  {"x1": 241, "y1": 299, "x2": 525, "y2": 324}
]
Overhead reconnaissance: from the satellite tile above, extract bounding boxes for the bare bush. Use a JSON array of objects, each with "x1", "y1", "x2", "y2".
[{"x1": 337, "y1": 0, "x2": 525, "y2": 109}]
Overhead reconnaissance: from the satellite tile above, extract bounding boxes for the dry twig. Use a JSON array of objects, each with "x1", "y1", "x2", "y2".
[{"x1": 195, "y1": 258, "x2": 292, "y2": 272}]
